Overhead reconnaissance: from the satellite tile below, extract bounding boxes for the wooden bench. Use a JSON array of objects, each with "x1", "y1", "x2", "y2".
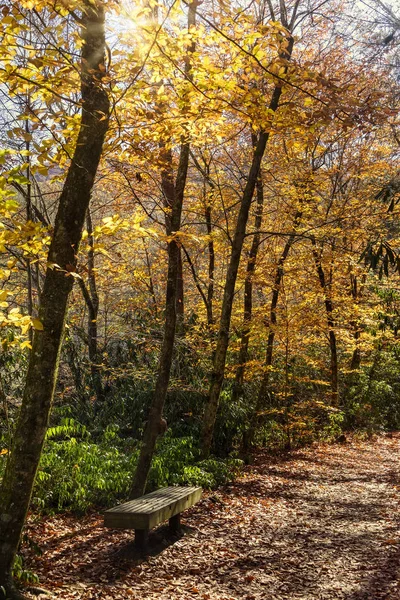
[{"x1": 104, "y1": 486, "x2": 202, "y2": 551}]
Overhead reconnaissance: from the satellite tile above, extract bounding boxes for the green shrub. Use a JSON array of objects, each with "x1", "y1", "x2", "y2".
[
  {"x1": 12, "y1": 554, "x2": 39, "y2": 585},
  {"x1": 33, "y1": 420, "x2": 138, "y2": 512},
  {"x1": 177, "y1": 459, "x2": 242, "y2": 488},
  {"x1": 344, "y1": 350, "x2": 400, "y2": 432},
  {"x1": 148, "y1": 433, "x2": 243, "y2": 490},
  {"x1": 194, "y1": 458, "x2": 243, "y2": 486},
  {"x1": 29, "y1": 423, "x2": 243, "y2": 513},
  {"x1": 213, "y1": 389, "x2": 250, "y2": 456},
  {"x1": 147, "y1": 435, "x2": 196, "y2": 489}
]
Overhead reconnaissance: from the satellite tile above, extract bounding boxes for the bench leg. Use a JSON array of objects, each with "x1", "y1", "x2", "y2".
[
  {"x1": 169, "y1": 513, "x2": 181, "y2": 533},
  {"x1": 134, "y1": 528, "x2": 149, "y2": 553}
]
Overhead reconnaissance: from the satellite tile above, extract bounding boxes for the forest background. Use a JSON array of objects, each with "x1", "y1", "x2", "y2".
[{"x1": 0, "y1": 0, "x2": 399, "y2": 594}]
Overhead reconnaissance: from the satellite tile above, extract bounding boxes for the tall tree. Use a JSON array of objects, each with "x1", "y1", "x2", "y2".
[
  {"x1": 130, "y1": 0, "x2": 199, "y2": 499},
  {"x1": 232, "y1": 137, "x2": 264, "y2": 404},
  {"x1": 201, "y1": 1, "x2": 297, "y2": 457},
  {"x1": 0, "y1": 1, "x2": 109, "y2": 596}
]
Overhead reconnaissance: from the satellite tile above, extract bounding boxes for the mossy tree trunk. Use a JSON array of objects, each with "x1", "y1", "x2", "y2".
[{"x1": 0, "y1": 3, "x2": 109, "y2": 597}]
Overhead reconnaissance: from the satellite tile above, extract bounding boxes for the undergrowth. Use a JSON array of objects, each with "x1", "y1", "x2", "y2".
[{"x1": 2, "y1": 419, "x2": 242, "y2": 513}]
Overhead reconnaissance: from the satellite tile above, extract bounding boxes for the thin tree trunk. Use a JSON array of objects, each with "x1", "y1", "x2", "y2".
[
  {"x1": 25, "y1": 115, "x2": 33, "y2": 347},
  {"x1": 143, "y1": 240, "x2": 158, "y2": 316},
  {"x1": 205, "y1": 202, "x2": 215, "y2": 326},
  {"x1": 348, "y1": 272, "x2": 366, "y2": 372},
  {"x1": 245, "y1": 210, "x2": 302, "y2": 448},
  {"x1": 161, "y1": 145, "x2": 185, "y2": 324},
  {"x1": 0, "y1": 4, "x2": 109, "y2": 596},
  {"x1": 232, "y1": 156, "x2": 264, "y2": 402},
  {"x1": 78, "y1": 209, "x2": 103, "y2": 404},
  {"x1": 201, "y1": 30, "x2": 294, "y2": 457},
  {"x1": 130, "y1": 1, "x2": 198, "y2": 499},
  {"x1": 350, "y1": 335, "x2": 361, "y2": 371},
  {"x1": 200, "y1": 90, "x2": 282, "y2": 457},
  {"x1": 182, "y1": 244, "x2": 212, "y2": 323},
  {"x1": 345, "y1": 272, "x2": 366, "y2": 401},
  {"x1": 65, "y1": 338, "x2": 85, "y2": 399},
  {"x1": 311, "y1": 238, "x2": 339, "y2": 405},
  {"x1": 176, "y1": 247, "x2": 184, "y2": 321},
  {"x1": 349, "y1": 274, "x2": 361, "y2": 372},
  {"x1": 130, "y1": 145, "x2": 190, "y2": 499},
  {"x1": 188, "y1": 153, "x2": 215, "y2": 327}
]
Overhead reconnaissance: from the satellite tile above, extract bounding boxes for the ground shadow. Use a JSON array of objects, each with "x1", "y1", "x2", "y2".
[{"x1": 53, "y1": 523, "x2": 199, "y2": 584}]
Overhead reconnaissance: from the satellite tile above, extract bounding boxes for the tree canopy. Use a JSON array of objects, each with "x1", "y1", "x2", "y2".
[{"x1": 0, "y1": 0, "x2": 399, "y2": 595}]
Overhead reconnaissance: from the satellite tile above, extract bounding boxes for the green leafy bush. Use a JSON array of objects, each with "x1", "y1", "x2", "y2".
[
  {"x1": 344, "y1": 350, "x2": 400, "y2": 432},
  {"x1": 147, "y1": 434, "x2": 195, "y2": 489},
  {"x1": 12, "y1": 554, "x2": 39, "y2": 585},
  {"x1": 29, "y1": 422, "x2": 243, "y2": 513},
  {"x1": 33, "y1": 420, "x2": 138, "y2": 512},
  {"x1": 192, "y1": 458, "x2": 243, "y2": 486},
  {"x1": 213, "y1": 389, "x2": 250, "y2": 456},
  {"x1": 147, "y1": 434, "x2": 243, "y2": 490}
]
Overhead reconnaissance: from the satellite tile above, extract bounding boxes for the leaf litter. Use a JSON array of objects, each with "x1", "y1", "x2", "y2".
[{"x1": 23, "y1": 434, "x2": 400, "y2": 599}]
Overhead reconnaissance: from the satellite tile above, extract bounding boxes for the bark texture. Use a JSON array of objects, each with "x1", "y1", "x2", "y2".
[{"x1": 0, "y1": 3, "x2": 109, "y2": 597}]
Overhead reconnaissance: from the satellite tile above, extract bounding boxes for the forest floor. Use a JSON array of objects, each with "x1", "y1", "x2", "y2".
[{"x1": 24, "y1": 433, "x2": 400, "y2": 600}]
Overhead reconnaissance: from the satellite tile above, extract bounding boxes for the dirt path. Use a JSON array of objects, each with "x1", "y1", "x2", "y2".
[{"x1": 25, "y1": 434, "x2": 400, "y2": 599}]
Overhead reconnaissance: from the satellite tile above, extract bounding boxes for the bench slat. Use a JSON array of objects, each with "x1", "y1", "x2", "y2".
[{"x1": 104, "y1": 486, "x2": 202, "y2": 530}]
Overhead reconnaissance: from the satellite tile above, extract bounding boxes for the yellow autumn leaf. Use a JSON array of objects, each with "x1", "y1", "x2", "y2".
[{"x1": 31, "y1": 318, "x2": 44, "y2": 331}]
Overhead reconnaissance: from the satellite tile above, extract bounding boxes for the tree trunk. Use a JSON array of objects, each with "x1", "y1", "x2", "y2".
[
  {"x1": 65, "y1": 338, "x2": 85, "y2": 399},
  {"x1": 161, "y1": 145, "x2": 185, "y2": 325},
  {"x1": 200, "y1": 38, "x2": 295, "y2": 455},
  {"x1": 205, "y1": 202, "x2": 215, "y2": 326},
  {"x1": 350, "y1": 337, "x2": 361, "y2": 371},
  {"x1": 176, "y1": 248, "x2": 184, "y2": 321},
  {"x1": 200, "y1": 91, "x2": 282, "y2": 457},
  {"x1": 78, "y1": 210, "x2": 103, "y2": 404},
  {"x1": 143, "y1": 240, "x2": 158, "y2": 316},
  {"x1": 311, "y1": 239, "x2": 339, "y2": 405},
  {"x1": 0, "y1": 3, "x2": 109, "y2": 596},
  {"x1": 130, "y1": 1, "x2": 198, "y2": 499},
  {"x1": 349, "y1": 272, "x2": 365, "y2": 372},
  {"x1": 130, "y1": 143, "x2": 190, "y2": 499},
  {"x1": 232, "y1": 155, "x2": 264, "y2": 403},
  {"x1": 188, "y1": 152, "x2": 215, "y2": 327},
  {"x1": 245, "y1": 210, "x2": 302, "y2": 448},
  {"x1": 345, "y1": 272, "x2": 366, "y2": 400}
]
